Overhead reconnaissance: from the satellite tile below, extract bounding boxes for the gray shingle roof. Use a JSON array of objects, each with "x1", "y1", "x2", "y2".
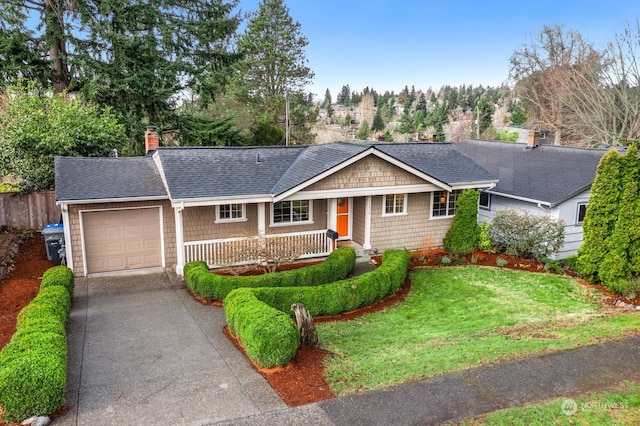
[
  {"x1": 156, "y1": 142, "x2": 496, "y2": 200},
  {"x1": 155, "y1": 146, "x2": 305, "y2": 199},
  {"x1": 55, "y1": 156, "x2": 167, "y2": 202},
  {"x1": 55, "y1": 142, "x2": 499, "y2": 203},
  {"x1": 454, "y1": 140, "x2": 609, "y2": 206}
]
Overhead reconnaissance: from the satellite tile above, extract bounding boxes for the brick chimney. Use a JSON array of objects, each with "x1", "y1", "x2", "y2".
[
  {"x1": 527, "y1": 130, "x2": 540, "y2": 149},
  {"x1": 145, "y1": 126, "x2": 159, "y2": 154}
]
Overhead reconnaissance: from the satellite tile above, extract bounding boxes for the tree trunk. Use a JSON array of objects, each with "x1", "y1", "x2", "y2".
[
  {"x1": 290, "y1": 303, "x2": 320, "y2": 348},
  {"x1": 45, "y1": 0, "x2": 69, "y2": 93}
]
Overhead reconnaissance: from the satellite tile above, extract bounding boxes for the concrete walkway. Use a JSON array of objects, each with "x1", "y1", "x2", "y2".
[{"x1": 56, "y1": 270, "x2": 640, "y2": 425}]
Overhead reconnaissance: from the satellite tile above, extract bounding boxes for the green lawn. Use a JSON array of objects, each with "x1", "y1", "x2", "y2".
[
  {"x1": 454, "y1": 381, "x2": 640, "y2": 425},
  {"x1": 319, "y1": 266, "x2": 640, "y2": 396}
]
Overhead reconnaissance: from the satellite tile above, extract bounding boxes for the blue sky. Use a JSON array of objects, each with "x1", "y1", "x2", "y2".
[{"x1": 237, "y1": 0, "x2": 640, "y2": 99}]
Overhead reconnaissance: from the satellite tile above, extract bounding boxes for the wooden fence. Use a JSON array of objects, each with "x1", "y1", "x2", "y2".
[{"x1": 0, "y1": 191, "x2": 61, "y2": 230}]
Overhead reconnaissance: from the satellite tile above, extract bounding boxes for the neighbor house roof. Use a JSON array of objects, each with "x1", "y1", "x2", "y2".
[
  {"x1": 55, "y1": 156, "x2": 168, "y2": 202},
  {"x1": 55, "y1": 141, "x2": 497, "y2": 204},
  {"x1": 454, "y1": 139, "x2": 610, "y2": 206}
]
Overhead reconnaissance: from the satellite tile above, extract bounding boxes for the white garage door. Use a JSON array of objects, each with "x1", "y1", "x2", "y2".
[{"x1": 83, "y1": 208, "x2": 162, "y2": 273}]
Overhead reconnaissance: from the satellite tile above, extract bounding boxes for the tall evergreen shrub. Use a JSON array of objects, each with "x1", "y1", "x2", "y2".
[
  {"x1": 577, "y1": 144, "x2": 640, "y2": 289},
  {"x1": 443, "y1": 189, "x2": 480, "y2": 255},
  {"x1": 577, "y1": 149, "x2": 623, "y2": 282}
]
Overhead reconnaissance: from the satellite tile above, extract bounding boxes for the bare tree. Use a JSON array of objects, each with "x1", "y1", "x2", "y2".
[
  {"x1": 509, "y1": 25, "x2": 601, "y2": 145},
  {"x1": 557, "y1": 21, "x2": 640, "y2": 146}
]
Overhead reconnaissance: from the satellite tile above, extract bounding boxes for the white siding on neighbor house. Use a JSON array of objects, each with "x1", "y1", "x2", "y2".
[{"x1": 478, "y1": 189, "x2": 591, "y2": 260}]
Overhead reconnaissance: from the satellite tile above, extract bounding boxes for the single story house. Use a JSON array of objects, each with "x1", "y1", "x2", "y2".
[
  {"x1": 55, "y1": 131, "x2": 497, "y2": 276},
  {"x1": 454, "y1": 137, "x2": 613, "y2": 259}
]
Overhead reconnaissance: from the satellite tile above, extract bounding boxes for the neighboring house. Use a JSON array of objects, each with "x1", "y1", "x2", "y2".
[
  {"x1": 454, "y1": 137, "x2": 612, "y2": 259},
  {"x1": 55, "y1": 131, "x2": 496, "y2": 276}
]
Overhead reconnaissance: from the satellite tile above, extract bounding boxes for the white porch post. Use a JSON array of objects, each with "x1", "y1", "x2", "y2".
[
  {"x1": 258, "y1": 202, "x2": 266, "y2": 236},
  {"x1": 363, "y1": 196, "x2": 372, "y2": 249},
  {"x1": 328, "y1": 198, "x2": 337, "y2": 231},
  {"x1": 174, "y1": 205, "x2": 185, "y2": 275}
]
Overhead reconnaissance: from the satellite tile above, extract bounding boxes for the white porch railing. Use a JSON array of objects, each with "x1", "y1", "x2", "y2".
[{"x1": 183, "y1": 229, "x2": 332, "y2": 268}]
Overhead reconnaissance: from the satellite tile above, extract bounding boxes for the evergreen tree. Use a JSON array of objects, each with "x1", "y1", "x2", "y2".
[
  {"x1": 443, "y1": 190, "x2": 480, "y2": 255},
  {"x1": 509, "y1": 102, "x2": 528, "y2": 125},
  {"x1": 228, "y1": 0, "x2": 314, "y2": 143},
  {"x1": 2, "y1": 1, "x2": 241, "y2": 152},
  {"x1": 337, "y1": 85, "x2": 351, "y2": 105},
  {"x1": 323, "y1": 89, "x2": 332, "y2": 109},
  {"x1": 357, "y1": 120, "x2": 370, "y2": 140},
  {"x1": 371, "y1": 108, "x2": 385, "y2": 132},
  {"x1": 577, "y1": 149, "x2": 624, "y2": 282},
  {"x1": 593, "y1": 144, "x2": 640, "y2": 289}
]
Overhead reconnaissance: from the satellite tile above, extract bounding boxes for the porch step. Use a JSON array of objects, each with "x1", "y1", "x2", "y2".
[{"x1": 355, "y1": 249, "x2": 371, "y2": 264}]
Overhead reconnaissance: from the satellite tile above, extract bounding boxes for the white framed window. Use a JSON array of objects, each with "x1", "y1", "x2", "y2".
[
  {"x1": 215, "y1": 203, "x2": 246, "y2": 223},
  {"x1": 479, "y1": 191, "x2": 491, "y2": 210},
  {"x1": 432, "y1": 190, "x2": 461, "y2": 218},
  {"x1": 271, "y1": 200, "x2": 312, "y2": 225},
  {"x1": 382, "y1": 194, "x2": 407, "y2": 216},
  {"x1": 576, "y1": 202, "x2": 587, "y2": 225}
]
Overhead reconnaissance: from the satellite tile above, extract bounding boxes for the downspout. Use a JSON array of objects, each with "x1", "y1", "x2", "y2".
[
  {"x1": 174, "y1": 203, "x2": 185, "y2": 275},
  {"x1": 60, "y1": 204, "x2": 73, "y2": 272}
]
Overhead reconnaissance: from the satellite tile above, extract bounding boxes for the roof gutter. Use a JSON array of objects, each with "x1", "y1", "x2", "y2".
[
  {"x1": 171, "y1": 194, "x2": 273, "y2": 208},
  {"x1": 486, "y1": 190, "x2": 552, "y2": 208},
  {"x1": 56, "y1": 195, "x2": 169, "y2": 206}
]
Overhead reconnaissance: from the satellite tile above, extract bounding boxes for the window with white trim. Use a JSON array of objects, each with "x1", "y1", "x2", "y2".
[
  {"x1": 432, "y1": 190, "x2": 461, "y2": 217},
  {"x1": 216, "y1": 203, "x2": 246, "y2": 223},
  {"x1": 576, "y1": 202, "x2": 587, "y2": 225},
  {"x1": 479, "y1": 191, "x2": 491, "y2": 210},
  {"x1": 273, "y1": 200, "x2": 311, "y2": 224},
  {"x1": 383, "y1": 194, "x2": 407, "y2": 216}
]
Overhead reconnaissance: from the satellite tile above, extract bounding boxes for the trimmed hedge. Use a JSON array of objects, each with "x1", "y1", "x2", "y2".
[
  {"x1": 0, "y1": 266, "x2": 73, "y2": 423},
  {"x1": 184, "y1": 246, "x2": 356, "y2": 302},
  {"x1": 224, "y1": 249, "x2": 410, "y2": 368},
  {"x1": 40, "y1": 265, "x2": 75, "y2": 295}
]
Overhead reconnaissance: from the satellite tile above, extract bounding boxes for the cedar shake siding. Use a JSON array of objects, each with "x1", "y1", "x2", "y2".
[
  {"x1": 369, "y1": 193, "x2": 453, "y2": 251},
  {"x1": 306, "y1": 156, "x2": 426, "y2": 191},
  {"x1": 352, "y1": 197, "x2": 366, "y2": 245},
  {"x1": 67, "y1": 200, "x2": 176, "y2": 276},
  {"x1": 183, "y1": 205, "x2": 259, "y2": 241}
]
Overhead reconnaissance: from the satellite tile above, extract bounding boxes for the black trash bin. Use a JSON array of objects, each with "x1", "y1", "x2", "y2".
[{"x1": 42, "y1": 223, "x2": 64, "y2": 265}]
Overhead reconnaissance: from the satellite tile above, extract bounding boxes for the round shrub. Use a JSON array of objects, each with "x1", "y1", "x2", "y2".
[
  {"x1": 40, "y1": 265, "x2": 74, "y2": 295},
  {"x1": 0, "y1": 348, "x2": 67, "y2": 422}
]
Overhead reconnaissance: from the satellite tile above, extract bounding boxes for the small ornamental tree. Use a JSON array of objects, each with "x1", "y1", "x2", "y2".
[
  {"x1": 443, "y1": 189, "x2": 480, "y2": 255},
  {"x1": 577, "y1": 149, "x2": 624, "y2": 282}
]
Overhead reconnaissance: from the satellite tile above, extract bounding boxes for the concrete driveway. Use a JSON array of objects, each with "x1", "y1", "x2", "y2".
[{"x1": 56, "y1": 270, "x2": 289, "y2": 425}]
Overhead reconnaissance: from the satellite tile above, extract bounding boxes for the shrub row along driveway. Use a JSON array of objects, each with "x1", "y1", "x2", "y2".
[{"x1": 55, "y1": 270, "x2": 285, "y2": 426}]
